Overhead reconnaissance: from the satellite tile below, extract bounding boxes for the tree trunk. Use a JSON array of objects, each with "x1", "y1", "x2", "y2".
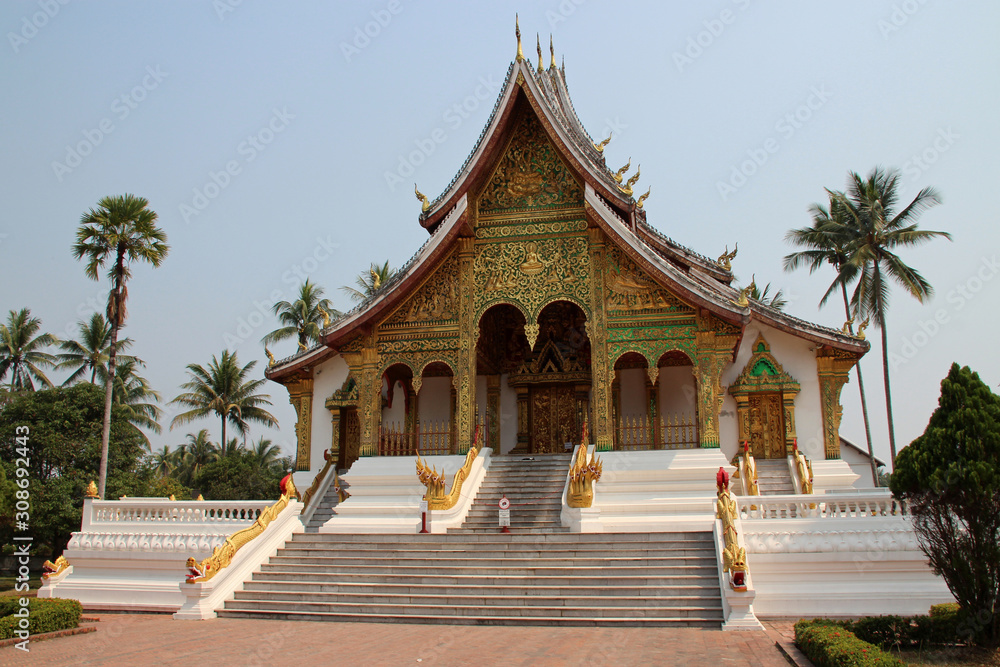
[
  {"x1": 841, "y1": 283, "x2": 878, "y2": 485},
  {"x1": 221, "y1": 415, "x2": 227, "y2": 456},
  {"x1": 98, "y1": 250, "x2": 126, "y2": 500},
  {"x1": 873, "y1": 261, "x2": 898, "y2": 465}
]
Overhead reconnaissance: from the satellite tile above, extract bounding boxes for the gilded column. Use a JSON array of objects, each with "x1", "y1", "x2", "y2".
[
  {"x1": 694, "y1": 330, "x2": 737, "y2": 448},
  {"x1": 486, "y1": 374, "x2": 501, "y2": 451},
  {"x1": 515, "y1": 386, "x2": 530, "y2": 452},
  {"x1": 358, "y1": 333, "x2": 381, "y2": 457},
  {"x1": 328, "y1": 406, "x2": 341, "y2": 466},
  {"x1": 816, "y1": 348, "x2": 856, "y2": 460},
  {"x1": 449, "y1": 382, "x2": 458, "y2": 454},
  {"x1": 287, "y1": 377, "x2": 314, "y2": 471},
  {"x1": 587, "y1": 228, "x2": 613, "y2": 451},
  {"x1": 405, "y1": 383, "x2": 417, "y2": 453},
  {"x1": 647, "y1": 374, "x2": 660, "y2": 449},
  {"x1": 455, "y1": 237, "x2": 477, "y2": 451}
]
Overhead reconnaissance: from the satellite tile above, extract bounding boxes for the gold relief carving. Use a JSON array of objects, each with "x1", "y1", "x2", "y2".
[
  {"x1": 378, "y1": 336, "x2": 459, "y2": 356},
  {"x1": 474, "y1": 219, "x2": 587, "y2": 238},
  {"x1": 604, "y1": 246, "x2": 691, "y2": 313},
  {"x1": 455, "y1": 239, "x2": 476, "y2": 449},
  {"x1": 287, "y1": 377, "x2": 314, "y2": 471},
  {"x1": 524, "y1": 323, "x2": 540, "y2": 349},
  {"x1": 816, "y1": 347, "x2": 857, "y2": 460},
  {"x1": 586, "y1": 233, "x2": 613, "y2": 450},
  {"x1": 479, "y1": 110, "x2": 583, "y2": 212},
  {"x1": 474, "y1": 235, "x2": 591, "y2": 321},
  {"x1": 384, "y1": 253, "x2": 460, "y2": 326},
  {"x1": 693, "y1": 330, "x2": 738, "y2": 449}
]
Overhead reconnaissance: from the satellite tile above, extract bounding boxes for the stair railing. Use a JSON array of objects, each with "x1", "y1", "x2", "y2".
[
  {"x1": 712, "y1": 467, "x2": 763, "y2": 630},
  {"x1": 299, "y1": 449, "x2": 337, "y2": 518},
  {"x1": 567, "y1": 422, "x2": 602, "y2": 508},
  {"x1": 741, "y1": 441, "x2": 760, "y2": 497},
  {"x1": 793, "y1": 446, "x2": 813, "y2": 495},
  {"x1": 414, "y1": 423, "x2": 481, "y2": 511}
]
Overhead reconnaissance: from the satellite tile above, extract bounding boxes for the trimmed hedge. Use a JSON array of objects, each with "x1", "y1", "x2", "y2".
[
  {"x1": 795, "y1": 620, "x2": 906, "y2": 667},
  {"x1": 0, "y1": 598, "x2": 82, "y2": 639}
]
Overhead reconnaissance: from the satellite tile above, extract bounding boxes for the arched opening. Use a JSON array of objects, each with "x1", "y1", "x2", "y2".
[
  {"x1": 613, "y1": 352, "x2": 652, "y2": 450},
  {"x1": 378, "y1": 363, "x2": 414, "y2": 456},
  {"x1": 505, "y1": 300, "x2": 591, "y2": 454},
  {"x1": 476, "y1": 304, "x2": 529, "y2": 454},
  {"x1": 416, "y1": 361, "x2": 455, "y2": 455},
  {"x1": 656, "y1": 350, "x2": 699, "y2": 449}
]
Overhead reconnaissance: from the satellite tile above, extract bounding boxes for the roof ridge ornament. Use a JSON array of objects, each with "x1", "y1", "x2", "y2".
[
  {"x1": 636, "y1": 187, "x2": 651, "y2": 209},
  {"x1": 732, "y1": 274, "x2": 755, "y2": 308},
  {"x1": 593, "y1": 133, "x2": 611, "y2": 153},
  {"x1": 612, "y1": 158, "x2": 631, "y2": 183},
  {"x1": 515, "y1": 14, "x2": 524, "y2": 62},
  {"x1": 717, "y1": 243, "x2": 738, "y2": 271},
  {"x1": 536, "y1": 34, "x2": 544, "y2": 72},
  {"x1": 414, "y1": 184, "x2": 430, "y2": 213},
  {"x1": 549, "y1": 35, "x2": 556, "y2": 70},
  {"x1": 620, "y1": 164, "x2": 641, "y2": 196},
  {"x1": 856, "y1": 319, "x2": 869, "y2": 340}
]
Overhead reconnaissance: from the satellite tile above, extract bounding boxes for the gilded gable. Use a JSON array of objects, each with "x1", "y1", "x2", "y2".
[
  {"x1": 604, "y1": 245, "x2": 693, "y2": 315},
  {"x1": 382, "y1": 252, "x2": 460, "y2": 327}
]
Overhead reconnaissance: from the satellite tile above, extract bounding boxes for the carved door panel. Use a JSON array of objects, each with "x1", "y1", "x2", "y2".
[
  {"x1": 748, "y1": 393, "x2": 785, "y2": 459},
  {"x1": 530, "y1": 385, "x2": 578, "y2": 454},
  {"x1": 340, "y1": 408, "x2": 361, "y2": 470}
]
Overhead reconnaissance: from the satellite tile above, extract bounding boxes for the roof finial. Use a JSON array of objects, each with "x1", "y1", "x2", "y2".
[
  {"x1": 612, "y1": 158, "x2": 631, "y2": 184},
  {"x1": 536, "y1": 34, "x2": 543, "y2": 72},
  {"x1": 515, "y1": 14, "x2": 524, "y2": 62},
  {"x1": 414, "y1": 184, "x2": 430, "y2": 213},
  {"x1": 636, "y1": 187, "x2": 651, "y2": 209},
  {"x1": 549, "y1": 35, "x2": 556, "y2": 70},
  {"x1": 593, "y1": 133, "x2": 611, "y2": 153},
  {"x1": 620, "y1": 164, "x2": 641, "y2": 196}
]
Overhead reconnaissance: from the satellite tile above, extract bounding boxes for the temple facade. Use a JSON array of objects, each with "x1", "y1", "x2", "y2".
[{"x1": 266, "y1": 36, "x2": 869, "y2": 482}]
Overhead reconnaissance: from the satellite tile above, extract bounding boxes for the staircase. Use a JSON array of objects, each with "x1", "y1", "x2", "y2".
[
  {"x1": 455, "y1": 454, "x2": 570, "y2": 533},
  {"x1": 302, "y1": 472, "x2": 346, "y2": 533},
  {"x1": 219, "y1": 532, "x2": 724, "y2": 626},
  {"x1": 755, "y1": 458, "x2": 796, "y2": 495}
]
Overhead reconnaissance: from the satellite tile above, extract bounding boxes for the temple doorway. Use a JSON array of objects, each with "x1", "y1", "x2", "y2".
[{"x1": 747, "y1": 392, "x2": 786, "y2": 459}]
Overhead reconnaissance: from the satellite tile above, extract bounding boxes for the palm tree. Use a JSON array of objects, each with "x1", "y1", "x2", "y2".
[
  {"x1": 218, "y1": 437, "x2": 244, "y2": 458},
  {"x1": 784, "y1": 193, "x2": 878, "y2": 483},
  {"x1": 262, "y1": 279, "x2": 338, "y2": 351},
  {"x1": 153, "y1": 445, "x2": 175, "y2": 477},
  {"x1": 176, "y1": 429, "x2": 218, "y2": 483},
  {"x1": 111, "y1": 357, "x2": 162, "y2": 444},
  {"x1": 341, "y1": 260, "x2": 396, "y2": 303},
  {"x1": 57, "y1": 313, "x2": 134, "y2": 386},
  {"x1": 749, "y1": 282, "x2": 788, "y2": 311},
  {"x1": 169, "y1": 349, "x2": 278, "y2": 448},
  {"x1": 837, "y1": 167, "x2": 950, "y2": 463},
  {"x1": 0, "y1": 308, "x2": 57, "y2": 390},
  {"x1": 249, "y1": 436, "x2": 282, "y2": 471},
  {"x1": 73, "y1": 194, "x2": 169, "y2": 499}
]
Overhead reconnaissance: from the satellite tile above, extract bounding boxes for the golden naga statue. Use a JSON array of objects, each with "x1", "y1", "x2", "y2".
[
  {"x1": 731, "y1": 275, "x2": 755, "y2": 308},
  {"x1": 717, "y1": 243, "x2": 738, "y2": 271},
  {"x1": 856, "y1": 319, "x2": 869, "y2": 340},
  {"x1": 593, "y1": 133, "x2": 612, "y2": 154},
  {"x1": 716, "y1": 489, "x2": 748, "y2": 591},
  {"x1": 620, "y1": 164, "x2": 641, "y2": 196},
  {"x1": 414, "y1": 184, "x2": 430, "y2": 213},
  {"x1": 841, "y1": 317, "x2": 855, "y2": 335},
  {"x1": 265, "y1": 346, "x2": 276, "y2": 368},
  {"x1": 636, "y1": 187, "x2": 651, "y2": 209},
  {"x1": 567, "y1": 423, "x2": 603, "y2": 508},
  {"x1": 318, "y1": 305, "x2": 332, "y2": 328},
  {"x1": 41, "y1": 555, "x2": 70, "y2": 580},
  {"x1": 612, "y1": 158, "x2": 631, "y2": 184}
]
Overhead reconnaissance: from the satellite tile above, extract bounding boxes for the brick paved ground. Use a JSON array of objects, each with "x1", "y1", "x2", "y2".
[{"x1": 2, "y1": 614, "x2": 799, "y2": 667}]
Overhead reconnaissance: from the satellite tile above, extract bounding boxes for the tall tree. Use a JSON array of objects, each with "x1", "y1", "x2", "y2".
[
  {"x1": 784, "y1": 193, "x2": 878, "y2": 483},
  {"x1": 73, "y1": 194, "x2": 169, "y2": 498},
  {"x1": 0, "y1": 308, "x2": 57, "y2": 390},
  {"x1": 153, "y1": 445, "x2": 175, "y2": 478},
  {"x1": 249, "y1": 436, "x2": 283, "y2": 471},
  {"x1": 748, "y1": 281, "x2": 788, "y2": 311},
  {"x1": 341, "y1": 260, "x2": 396, "y2": 303},
  {"x1": 262, "y1": 279, "x2": 337, "y2": 351},
  {"x1": 111, "y1": 357, "x2": 162, "y2": 444},
  {"x1": 169, "y1": 349, "x2": 278, "y2": 448},
  {"x1": 837, "y1": 167, "x2": 950, "y2": 463},
  {"x1": 175, "y1": 429, "x2": 218, "y2": 484},
  {"x1": 56, "y1": 312, "x2": 134, "y2": 386}
]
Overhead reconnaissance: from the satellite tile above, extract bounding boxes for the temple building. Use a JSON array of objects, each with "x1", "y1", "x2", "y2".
[{"x1": 266, "y1": 29, "x2": 870, "y2": 485}]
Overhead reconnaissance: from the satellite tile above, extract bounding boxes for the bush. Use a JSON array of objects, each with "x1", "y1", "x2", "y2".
[
  {"x1": 0, "y1": 598, "x2": 82, "y2": 639},
  {"x1": 850, "y1": 615, "x2": 911, "y2": 649},
  {"x1": 795, "y1": 621, "x2": 906, "y2": 667}
]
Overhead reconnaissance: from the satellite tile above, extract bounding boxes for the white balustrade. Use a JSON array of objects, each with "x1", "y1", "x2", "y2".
[
  {"x1": 739, "y1": 490, "x2": 906, "y2": 521},
  {"x1": 84, "y1": 499, "x2": 269, "y2": 528}
]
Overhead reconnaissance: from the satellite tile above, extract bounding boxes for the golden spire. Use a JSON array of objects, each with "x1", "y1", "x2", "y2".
[
  {"x1": 612, "y1": 158, "x2": 631, "y2": 184},
  {"x1": 414, "y1": 184, "x2": 430, "y2": 212},
  {"x1": 593, "y1": 133, "x2": 611, "y2": 153},
  {"x1": 536, "y1": 34, "x2": 543, "y2": 72},
  {"x1": 636, "y1": 187, "x2": 651, "y2": 209},
  {"x1": 515, "y1": 14, "x2": 524, "y2": 62},
  {"x1": 549, "y1": 35, "x2": 556, "y2": 69}
]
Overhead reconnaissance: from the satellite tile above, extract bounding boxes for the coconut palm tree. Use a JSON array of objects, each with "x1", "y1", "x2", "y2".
[
  {"x1": 262, "y1": 279, "x2": 338, "y2": 351},
  {"x1": 153, "y1": 445, "x2": 175, "y2": 477},
  {"x1": 749, "y1": 282, "x2": 788, "y2": 311},
  {"x1": 111, "y1": 357, "x2": 162, "y2": 444},
  {"x1": 249, "y1": 437, "x2": 283, "y2": 471},
  {"x1": 56, "y1": 313, "x2": 134, "y2": 386},
  {"x1": 341, "y1": 260, "x2": 396, "y2": 303},
  {"x1": 0, "y1": 308, "x2": 57, "y2": 390},
  {"x1": 784, "y1": 193, "x2": 878, "y2": 483},
  {"x1": 73, "y1": 194, "x2": 169, "y2": 499},
  {"x1": 218, "y1": 437, "x2": 244, "y2": 458},
  {"x1": 169, "y1": 349, "x2": 278, "y2": 448},
  {"x1": 837, "y1": 167, "x2": 950, "y2": 463},
  {"x1": 175, "y1": 429, "x2": 218, "y2": 484}
]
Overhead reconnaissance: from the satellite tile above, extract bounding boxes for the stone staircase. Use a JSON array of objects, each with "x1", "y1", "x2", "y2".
[
  {"x1": 755, "y1": 458, "x2": 796, "y2": 495},
  {"x1": 302, "y1": 471, "x2": 347, "y2": 533},
  {"x1": 218, "y1": 532, "x2": 724, "y2": 626},
  {"x1": 455, "y1": 454, "x2": 570, "y2": 533}
]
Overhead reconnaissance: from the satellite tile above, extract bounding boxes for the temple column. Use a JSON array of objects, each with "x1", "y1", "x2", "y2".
[
  {"x1": 694, "y1": 330, "x2": 738, "y2": 448},
  {"x1": 455, "y1": 237, "x2": 477, "y2": 451},
  {"x1": 586, "y1": 227, "x2": 613, "y2": 451},
  {"x1": 647, "y1": 367, "x2": 660, "y2": 449},
  {"x1": 515, "y1": 386, "x2": 530, "y2": 452},
  {"x1": 405, "y1": 383, "x2": 417, "y2": 454},
  {"x1": 449, "y1": 382, "x2": 458, "y2": 454},
  {"x1": 610, "y1": 374, "x2": 621, "y2": 449},
  {"x1": 816, "y1": 348, "x2": 856, "y2": 460},
  {"x1": 328, "y1": 406, "x2": 341, "y2": 467},
  {"x1": 358, "y1": 334, "x2": 381, "y2": 457},
  {"x1": 287, "y1": 377, "x2": 314, "y2": 471},
  {"x1": 486, "y1": 375, "x2": 501, "y2": 451},
  {"x1": 783, "y1": 394, "x2": 798, "y2": 456}
]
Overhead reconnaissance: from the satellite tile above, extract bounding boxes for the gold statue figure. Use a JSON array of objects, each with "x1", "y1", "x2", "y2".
[
  {"x1": 717, "y1": 243, "x2": 738, "y2": 271},
  {"x1": 414, "y1": 184, "x2": 430, "y2": 212}
]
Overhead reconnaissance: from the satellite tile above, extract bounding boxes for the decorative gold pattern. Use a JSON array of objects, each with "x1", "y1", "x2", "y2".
[
  {"x1": 717, "y1": 488, "x2": 748, "y2": 591},
  {"x1": 84, "y1": 480, "x2": 98, "y2": 498},
  {"x1": 717, "y1": 244, "x2": 738, "y2": 271},
  {"x1": 185, "y1": 478, "x2": 297, "y2": 584},
  {"x1": 415, "y1": 425, "x2": 481, "y2": 510},
  {"x1": 816, "y1": 347, "x2": 857, "y2": 459},
  {"x1": 567, "y1": 424, "x2": 602, "y2": 508},
  {"x1": 636, "y1": 187, "x2": 650, "y2": 209},
  {"x1": 474, "y1": 219, "x2": 586, "y2": 239},
  {"x1": 620, "y1": 165, "x2": 640, "y2": 196},
  {"x1": 383, "y1": 253, "x2": 459, "y2": 326},
  {"x1": 41, "y1": 555, "x2": 69, "y2": 580},
  {"x1": 287, "y1": 377, "x2": 314, "y2": 471},
  {"x1": 730, "y1": 335, "x2": 800, "y2": 458},
  {"x1": 612, "y1": 159, "x2": 631, "y2": 184},
  {"x1": 265, "y1": 347, "x2": 276, "y2": 368},
  {"x1": 593, "y1": 133, "x2": 611, "y2": 153},
  {"x1": 605, "y1": 245, "x2": 689, "y2": 314}
]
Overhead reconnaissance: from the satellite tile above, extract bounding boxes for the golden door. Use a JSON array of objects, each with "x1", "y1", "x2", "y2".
[
  {"x1": 748, "y1": 393, "x2": 786, "y2": 459},
  {"x1": 530, "y1": 385, "x2": 578, "y2": 454},
  {"x1": 339, "y1": 408, "x2": 361, "y2": 469}
]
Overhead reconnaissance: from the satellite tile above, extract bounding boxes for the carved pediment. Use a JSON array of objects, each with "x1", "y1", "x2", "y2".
[
  {"x1": 383, "y1": 253, "x2": 460, "y2": 327},
  {"x1": 729, "y1": 335, "x2": 800, "y2": 396},
  {"x1": 604, "y1": 245, "x2": 692, "y2": 314}
]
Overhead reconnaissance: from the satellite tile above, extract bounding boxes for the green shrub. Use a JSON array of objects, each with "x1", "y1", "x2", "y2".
[
  {"x1": 0, "y1": 598, "x2": 82, "y2": 639},
  {"x1": 851, "y1": 615, "x2": 911, "y2": 649},
  {"x1": 795, "y1": 621, "x2": 906, "y2": 667}
]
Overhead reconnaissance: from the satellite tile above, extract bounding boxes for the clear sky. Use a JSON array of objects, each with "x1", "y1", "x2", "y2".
[{"x1": 2, "y1": 1, "x2": 997, "y2": 465}]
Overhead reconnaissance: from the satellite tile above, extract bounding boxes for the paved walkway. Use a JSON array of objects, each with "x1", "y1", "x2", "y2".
[{"x1": 3, "y1": 614, "x2": 800, "y2": 667}]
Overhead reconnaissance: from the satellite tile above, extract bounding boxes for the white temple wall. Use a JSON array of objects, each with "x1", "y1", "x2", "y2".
[
  {"x1": 308, "y1": 354, "x2": 349, "y2": 472},
  {"x1": 499, "y1": 373, "x2": 517, "y2": 454},
  {"x1": 841, "y1": 444, "x2": 878, "y2": 488},
  {"x1": 381, "y1": 379, "x2": 407, "y2": 428},
  {"x1": 618, "y1": 368, "x2": 647, "y2": 418},
  {"x1": 658, "y1": 365, "x2": 697, "y2": 420},
  {"x1": 418, "y1": 376, "x2": 452, "y2": 426},
  {"x1": 720, "y1": 323, "x2": 824, "y2": 463}
]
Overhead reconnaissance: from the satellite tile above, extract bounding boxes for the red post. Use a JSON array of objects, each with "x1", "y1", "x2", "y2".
[{"x1": 419, "y1": 499, "x2": 429, "y2": 534}]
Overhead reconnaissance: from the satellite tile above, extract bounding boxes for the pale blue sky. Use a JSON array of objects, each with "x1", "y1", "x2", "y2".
[{"x1": 2, "y1": 1, "x2": 997, "y2": 464}]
